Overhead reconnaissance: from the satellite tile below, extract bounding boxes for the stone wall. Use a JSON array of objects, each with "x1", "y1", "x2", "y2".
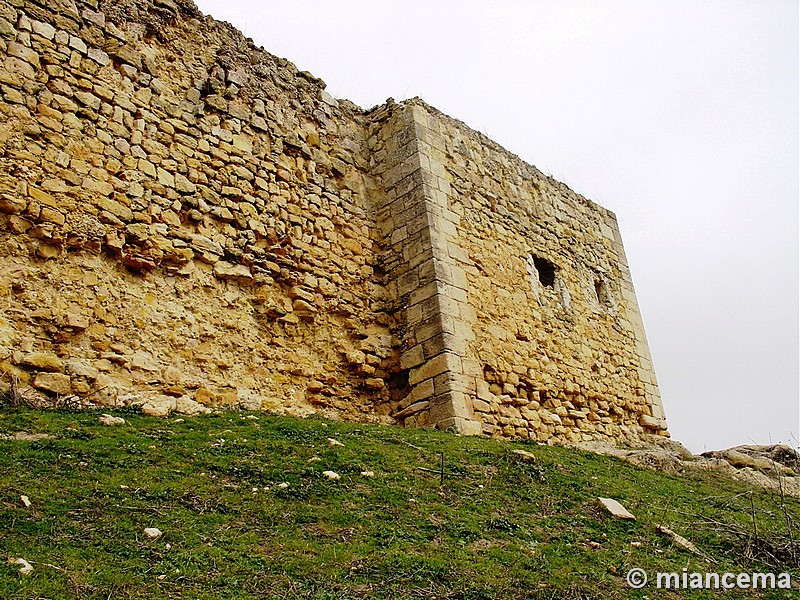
[
  {"x1": 367, "y1": 101, "x2": 483, "y2": 436},
  {"x1": 0, "y1": 0, "x2": 667, "y2": 441},
  {"x1": 430, "y1": 105, "x2": 666, "y2": 442},
  {"x1": 367, "y1": 101, "x2": 666, "y2": 442},
  {"x1": 0, "y1": 0, "x2": 396, "y2": 420}
]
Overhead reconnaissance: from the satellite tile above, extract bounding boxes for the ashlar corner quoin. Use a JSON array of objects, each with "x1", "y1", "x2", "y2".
[{"x1": 0, "y1": 0, "x2": 667, "y2": 443}]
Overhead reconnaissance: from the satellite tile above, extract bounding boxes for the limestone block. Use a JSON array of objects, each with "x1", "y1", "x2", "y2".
[
  {"x1": 476, "y1": 379, "x2": 493, "y2": 401},
  {"x1": 436, "y1": 416, "x2": 482, "y2": 436},
  {"x1": 68, "y1": 35, "x2": 87, "y2": 54},
  {"x1": 31, "y1": 20, "x2": 56, "y2": 40},
  {"x1": 175, "y1": 396, "x2": 211, "y2": 416},
  {"x1": 7, "y1": 42, "x2": 40, "y2": 68},
  {"x1": 213, "y1": 261, "x2": 252, "y2": 281},
  {"x1": 65, "y1": 312, "x2": 91, "y2": 330},
  {"x1": 0, "y1": 18, "x2": 12, "y2": 38},
  {"x1": 1, "y1": 56, "x2": 36, "y2": 86},
  {"x1": 597, "y1": 497, "x2": 636, "y2": 520},
  {"x1": 189, "y1": 234, "x2": 223, "y2": 257},
  {"x1": 426, "y1": 393, "x2": 461, "y2": 423},
  {"x1": 409, "y1": 281, "x2": 438, "y2": 306},
  {"x1": 87, "y1": 47, "x2": 109, "y2": 66},
  {"x1": 74, "y1": 90, "x2": 100, "y2": 111},
  {"x1": 2, "y1": 85, "x2": 25, "y2": 104},
  {"x1": 33, "y1": 372, "x2": 71, "y2": 395},
  {"x1": 364, "y1": 378, "x2": 385, "y2": 390},
  {"x1": 96, "y1": 197, "x2": 132, "y2": 221},
  {"x1": 138, "y1": 159, "x2": 157, "y2": 178},
  {"x1": 0, "y1": 194, "x2": 27, "y2": 214},
  {"x1": 400, "y1": 345, "x2": 425, "y2": 370},
  {"x1": 639, "y1": 414, "x2": 666, "y2": 430},
  {"x1": 130, "y1": 351, "x2": 160, "y2": 372},
  {"x1": 65, "y1": 359, "x2": 99, "y2": 380},
  {"x1": 81, "y1": 8, "x2": 106, "y2": 27},
  {"x1": 345, "y1": 350, "x2": 366, "y2": 366},
  {"x1": 174, "y1": 173, "x2": 196, "y2": 194},
  {"x1": 20, "y1": 353, "x2": 64, "y2": 372},
  {"x1": 473, "y1": 399, "x2": 492, "y2": 413},
  {"x1": 157, "y1": 167, "x2": 175, "y2": 188},
  {"x1": 141, "y1": 396, "x2": 176, "y2": 417},
  {"x1": 398, "y1": 379, "x2": 434, "y2": 410},
  {"x1": 292, "y1": 299, "x2": 316, "y2": 320},
  {"x1": 408, "y1": 352, "x2": 460, "y2": 386},
  {"x1": 394, "y1": 400, "x2": 430, "y2": 419},
  {"x1": 413, "y1": 317, "x2": 443, "y2": 345},
  {"x1": 307, "y1": 380, "x2": 324, "y2": 393},
  {"x1": 231, "y1": 134, "x2": 252, "y2": 154}
]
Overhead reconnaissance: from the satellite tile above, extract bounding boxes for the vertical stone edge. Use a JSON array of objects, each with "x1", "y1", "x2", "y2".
[
  {"x1": 605, "y1": 212, "x2": 668, "y2": 434},
  {"x1": 371, "y1": 102, "x2": 482, "y2": 436},
  {"x1": 410, "y1": 104, "x2": 483, "y2": 436}
]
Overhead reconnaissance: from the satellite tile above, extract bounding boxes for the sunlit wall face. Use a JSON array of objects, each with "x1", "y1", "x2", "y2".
[{"x1": 193, "y1": 0, "x2": 798, "y2": 452}]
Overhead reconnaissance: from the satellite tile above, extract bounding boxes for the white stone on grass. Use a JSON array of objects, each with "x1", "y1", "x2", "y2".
[
  {"x1": 99, "y1": 414, "x2": 125, "y2": 426},
  {"x1": 657, "y1": 525, "x2": 701, "y2": 555},
  {"x1": 512, "y1": 449, "x2": 537, "y2": 463},
  {"x1": 11, "y1": 558, "x2": 33, "y2": 575},
  {"x1": 597, "y1": 497, "x2": 636, "y2": 520}
]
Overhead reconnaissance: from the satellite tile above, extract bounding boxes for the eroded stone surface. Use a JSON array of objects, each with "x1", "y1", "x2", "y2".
[
  {"x1": 0, "y1": 0, "x2": 665, "y2": 444},
  {"x1": 578, "y1": 439, "x2": 800, "y2": 498}
]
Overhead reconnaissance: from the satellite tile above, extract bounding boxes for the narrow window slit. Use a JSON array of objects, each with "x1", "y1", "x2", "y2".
[{"x1": 531, "y1": 255, "x2": 556, "y2": 288}]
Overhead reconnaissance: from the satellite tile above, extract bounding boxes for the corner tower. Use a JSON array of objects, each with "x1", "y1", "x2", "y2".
[{"x1": 370, "y1": 99, "x2": 666, "y2": 443}]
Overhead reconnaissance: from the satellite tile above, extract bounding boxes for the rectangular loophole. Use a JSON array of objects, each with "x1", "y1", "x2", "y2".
[{"x1": 531, "y1": 255, "x2": 556, "y2": 287}]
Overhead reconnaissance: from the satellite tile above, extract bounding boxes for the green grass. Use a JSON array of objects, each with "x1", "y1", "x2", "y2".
[{"x1": 0, "y1": 406, "x2": 797, "y2": 599}]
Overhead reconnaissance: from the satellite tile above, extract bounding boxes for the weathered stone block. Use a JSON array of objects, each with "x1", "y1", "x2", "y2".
[
  {"x1": 141, "y1": 396, "x2": 176, "y2": 417},
  {"x1": 364, "y1": 378, "x2": 385, "y2": 390},
  {"x1": 213, "y1": 261, "x2": 252, "y2": 281},
  {"x1": 7, "y1": 41, "x2": 40, "y2": 67},
  {"x1": 0, "y1": 194, "x2": 26, "y2": 214},
  {"x1": 400, "y1": 345, "x2": 425, "y2": 370},
  {"x1": 21, "y1": 353, "x2": 64, "y2": 372},
  {"x1": 33, "y1": 372, "x2": 71, "y2": 395},
  {"x1": 408, "y1": 352, "x2": 461, "y2": 386},
  {"x1": 31, "y1": 19, "x2": 56, "y2": 40},
  {"x1": 87, "y1": 47, "x2": 109, "y2": 66}
]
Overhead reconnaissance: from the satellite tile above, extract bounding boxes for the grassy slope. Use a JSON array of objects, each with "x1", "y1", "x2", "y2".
[{"x1": 0, "y1": 407, "x2": 797, "y2": 599}]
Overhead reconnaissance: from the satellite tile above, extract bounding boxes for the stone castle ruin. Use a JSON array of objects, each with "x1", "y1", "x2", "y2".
[{"x1": 0, "y1": 0, "x2": 668, "y2": 443}]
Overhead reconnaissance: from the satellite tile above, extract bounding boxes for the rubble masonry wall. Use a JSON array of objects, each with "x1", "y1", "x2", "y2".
[{"x1": 0, "y1": 0, "x2": 666, "y2": 442}]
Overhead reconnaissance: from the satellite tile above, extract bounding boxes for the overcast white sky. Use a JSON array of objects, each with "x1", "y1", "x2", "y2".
[{"x1": 193, "y1": 0, "x2": 799, "y2": 453}]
